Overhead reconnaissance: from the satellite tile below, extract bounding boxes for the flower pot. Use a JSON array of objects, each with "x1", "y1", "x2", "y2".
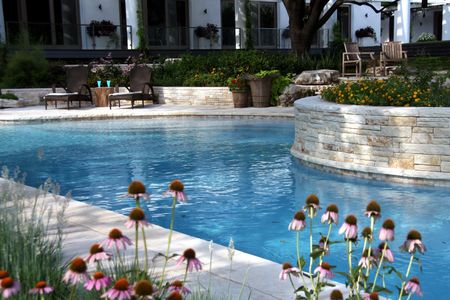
[
  {"x1": 231, "y1": 90, "x2": 249, "y2": 108},
  {"x1": 248, "y1": 77, "x2": 272, "y2": 107},
  {"x1": 358, "y1": 37, "x2": 376, "y2": 47}
]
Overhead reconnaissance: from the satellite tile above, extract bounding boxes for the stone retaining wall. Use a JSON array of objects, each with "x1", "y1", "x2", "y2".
[
  {"x1": 292, "y1": 96, "x2": 450, "y2": 185},
  {"x1": 2, "y1": 87, "x2": 233, "y2": 107}
]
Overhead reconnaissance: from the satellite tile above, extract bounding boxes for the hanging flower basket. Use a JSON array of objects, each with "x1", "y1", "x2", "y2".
[{"x1": 87, "y1": 20, "x2": 117, "y2": 37}]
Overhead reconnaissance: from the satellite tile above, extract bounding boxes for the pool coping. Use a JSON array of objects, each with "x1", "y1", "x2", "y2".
[
  {"x1": 0, "y1": 105, "x2": 295, "y2": 123},
  {"x1": 0, "y1": 178, "x2": 347, "y2": 299}
]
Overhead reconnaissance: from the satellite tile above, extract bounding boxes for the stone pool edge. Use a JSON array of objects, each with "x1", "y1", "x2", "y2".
[
  {"x1": 292, "y1": 96, "x2": 450, "y2": 186},
  {"x1": 0, "y1": 178, "x2": 346, "y2": 300}
]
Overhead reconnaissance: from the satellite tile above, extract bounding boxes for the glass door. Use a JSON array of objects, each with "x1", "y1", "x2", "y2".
[
  {"x1": 251, "y1": 1, "x2": 277, "y2": 48},
  {"x1": 221, "y1": 0, "x2": 235, "y2": 48}
]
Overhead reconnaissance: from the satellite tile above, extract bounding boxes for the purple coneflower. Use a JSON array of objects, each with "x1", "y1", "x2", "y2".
[
  {"x1": 133, "y1": 279, "x2": 157, "y2": 299},
  {"x1": 377, "y1": 242, "x2": 394, "y2": 263},
  {"x1": 102, "y1": 278, "x2": 133, "y2": 300},
  {"x1": 166, "y1": 291, "x2": 183, "y2": 300},
  {"x1": 361, "y1": 227, "x2": 373, "y2": 241},
  {"x1": 168, "y1": 280, "x2": 191, "y2": 295},
  {"x1": 0, "y1": 270, "x2": 9, "y2": 285},
  {"x1": 379, "y1": 219, "x2": 395, "y2": 241},
  {"x1": 29, "y1": 280, "x2": 53, "y2": 295},
  {"x1": 304, "y1": 194, "x2": 321, "y2": 213},
  {"x1": 84, "y1": 272, "x2": 111, "y2": 291},
  {"x1": 404, "y1": 277, "x2": 423, "y2": 297},
  {"x1": 288, "y1": 211, "x2": 306, "y2": 231},
  {"x1": 1, "y1": 277, "x2": 20, "y2": 299},
  {"x1": 279, "y1": 262, "x2": 301, "y2": 280},
  {"x1": 126, "y1": 180, "x2": 149, "y2": 200},
  {"x1": 318, "y1": 237, "x2": 330, "y2": 254},
  {"x1": 358, "y1": 249, "x2": 375, "y2": 269},
  {"x1": 63, "y1": 257, "x2": 89, "y2": 285},
  {"x1": 85, "y1": 243, "x2": 112, "y2": 264},
  {"x1": 166, "y1": 180, "x2": 187, "y2": 202},
  {"x1": 125, "y1": 207, "x2": 150, "y2": 229},
  {"x1": 102, "y1": 228, "x2": 133, "y2": 250},
  {"x1": 364, "y1": 200, "x2": 381, "y2": 218},
  {"x1": 330, "y1": 289, "x2": 343, "y2": 300},
  {"x1": 400, "y1": 230, "x2": 426, "y2": 254},
  {"x1": 339, "y1": 215, "x2": 358, "y2": 240},
  {"x1": 363, "y1": 292, "x2": 379, "y2": 300},
  {"x1": 321, "y1": 204, "x2": 339, "y2": 224},
  {"x1": 314, "y1": 262, "x2": 333, "y2": 279},
  {"x1": 176, "y1": 248, "x2": 202, "y2": 272}
]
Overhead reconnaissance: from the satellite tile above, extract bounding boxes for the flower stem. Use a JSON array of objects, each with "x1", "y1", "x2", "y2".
[
  {"x1": 296, "y1": 231, "x2": 301, "y2": 268},
  {"x1": 319, "y1": 222, "x2": 332, "y2": 265},
  {"x1": 308, "y1": 207, "x2": 317, "y2": 296},
  {"x1": 160, "y1": 196, "x2": 177, "y2": 284},
  {"x1": 135, "y1": 223, "x2": 139, "y2": 270},
  {"x1": 364, "y1": 216, "x2": 375, "y2": 287},
  {"x1": 136, "y1": 196, "x2": 141, "y2": 208},
  {"x1": 68, "y1": 284, "x2": 76, "y2": 300},
  {"x1": 40, "y1": 295, "x2": 45, "y2": 300},
  {"x1": 183, "y1": 264, "x2": 189, "y2": 283},
  {"x1": 398, "y1": 254, "x2": 415, "y2": 300},
  {"x1": 141, "y1": 227, "x2": 149, "y2": 272},
  {"x1": 371, "y1": 242, "x2": 387, "y2": 292},
  {"x1": 288, "y1": 274, "x2": 297, "y2": 292}
]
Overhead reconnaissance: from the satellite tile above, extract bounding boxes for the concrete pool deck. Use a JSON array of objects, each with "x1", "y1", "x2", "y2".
[
  {"x1": 0, "y1": 104, "x2": 349, "y2": 299},
  {"x1": 0, "y1": 104, "x2": 295, "y2": 122}
]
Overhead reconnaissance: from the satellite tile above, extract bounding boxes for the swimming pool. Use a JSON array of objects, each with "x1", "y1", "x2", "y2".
[{"x1": 0, "y1": 118, "x2": 448, "y2": 299}]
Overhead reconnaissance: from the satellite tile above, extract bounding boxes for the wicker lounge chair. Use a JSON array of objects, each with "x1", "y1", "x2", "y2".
[
  {"x1": 342, "y1": 42, "x2": 376, "y2": 77},
  {"x1": 380, "y1": 41, "x2": 407, "y2": 75},
  {"x1": 44, "y1": 66, "x2": 93, "y2": 109},
  {"x1": 108, "y1": 65, "x2": 157, "y2": 109}
]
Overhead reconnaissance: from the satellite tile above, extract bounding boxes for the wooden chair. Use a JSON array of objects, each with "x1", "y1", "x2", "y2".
[
  {"x1": 380, "y1": 41, "x2": 407, "y2": 75},
  {"x1": 108, "y1": 65, "x2": 158, "y2": 109},
  {"x1": 342, "y1": 42, "x2": 376, "y2": 77},
  {"x1": 44, "y1": 66, "x2": 93, "y2": 109}
]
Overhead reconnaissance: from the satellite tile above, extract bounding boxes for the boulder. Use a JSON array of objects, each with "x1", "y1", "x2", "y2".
[
  {"x1": 278, "y1": 84, "x2": 316, "y2": 107},
  {"x1": 295, "y1": 69, "x2": 339, "y2": 85}
]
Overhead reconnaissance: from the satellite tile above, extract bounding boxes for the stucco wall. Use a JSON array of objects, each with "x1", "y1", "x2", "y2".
[
  {"x1": 351, "y1": 3, "x2": 381, "y2": 46},
  {"x1": 411, "y1": 7, "x2": 439, "y2": 42},
  {"x1": 292, "y1": 96, "x2": 450, "y2": 185}
]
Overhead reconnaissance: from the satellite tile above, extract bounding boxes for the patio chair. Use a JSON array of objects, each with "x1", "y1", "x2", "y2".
[
  {"x1": 342, "y1": 42, "x2": 376, "y2": 77},
  {"x1": 44, "y1": 66, "x2": 93, "y2": 110},
  {"x1": 108, "y1": 65, "x2": 157, "y2": 109},
  {"x1": 380, "y1": 41, "x2": 407, "y2": 75}
]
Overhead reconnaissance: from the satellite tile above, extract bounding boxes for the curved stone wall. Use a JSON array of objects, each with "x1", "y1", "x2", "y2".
[{"x1": 291, "y1": 96, "x2": 450, "y2": 185}]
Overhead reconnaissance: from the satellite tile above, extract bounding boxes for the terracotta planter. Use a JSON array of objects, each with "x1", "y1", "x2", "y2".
[
  {"x1": 231, "y1": 90, "x2": 249, "y2": 108},
  {"x1": 248, "y1": 77, "x2": 272, "y2": 107}
]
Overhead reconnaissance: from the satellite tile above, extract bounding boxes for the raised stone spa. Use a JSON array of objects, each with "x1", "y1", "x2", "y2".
[{"x1": 291, "y1": 96, "x2": 450, "y2": 185}]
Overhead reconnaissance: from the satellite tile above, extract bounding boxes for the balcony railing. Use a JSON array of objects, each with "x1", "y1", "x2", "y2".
[
  {"x1": 146, "y1": 26, "x2": 243, "y2": 49},
  {"x1": 4, "y1": 22, "x2": 132, "y2": 50},
  {"x1": 252, "y1": 28, "x2": 330, "y2": 49}
]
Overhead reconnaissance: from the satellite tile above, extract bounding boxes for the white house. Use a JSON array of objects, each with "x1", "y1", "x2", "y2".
[{"x1": 0, "y1": 0, "x2": 448, "y2": 51}]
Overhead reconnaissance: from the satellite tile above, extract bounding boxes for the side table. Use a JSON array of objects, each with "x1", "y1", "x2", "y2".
[{"x1": 94, "y1": 87, "x2": 114, "y2": 107}]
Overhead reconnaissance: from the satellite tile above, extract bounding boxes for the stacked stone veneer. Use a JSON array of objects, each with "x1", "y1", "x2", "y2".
[
  {"x1": 154, "y1": 87, "x2": 233, "y2": 106},
  {"x1": 2, "y1": 87, "x2": 234, "y2": 107},
  {"x1": 291, "y1": 96, "x2": 450, "y2": 184}
]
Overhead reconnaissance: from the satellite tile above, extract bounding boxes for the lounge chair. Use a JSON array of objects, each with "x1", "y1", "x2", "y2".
[
  {"x1": 380, "y1": 41, "x2": 407, "y2": 75},
  {"x1": 108, "y1": 65, "x2": 157, "y2": 109},
  {"x1": 44, "y1": 66, "x2": 93, "y2": 109},
  {"x1": 342, "y1": 42, "x2": 376, "y2": 77}
]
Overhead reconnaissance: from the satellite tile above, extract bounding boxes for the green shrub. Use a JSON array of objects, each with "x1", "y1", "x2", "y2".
[
  {"x1": 271, "y1": 73, "x2": 293, "y2": 105},
  {"x1": 88, "y1": 64, "x2": 127, "y2": 87},
  {"x1": 0, "y1": 93, "x2": 18, "y2": 100},
  {"x1": 321, "y1": 72, "x2": 450, "y2": 107},
  {"x1": 416, "y1": 32, "x2": 436, "y2": 42},
  {"x1": 2, "y1": 48, "x2": 49, "y2": 88}
]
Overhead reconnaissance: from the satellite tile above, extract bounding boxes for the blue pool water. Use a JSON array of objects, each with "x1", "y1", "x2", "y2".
[{"x1": 0, "y1": 118, "x2": 448, "y2": 299}]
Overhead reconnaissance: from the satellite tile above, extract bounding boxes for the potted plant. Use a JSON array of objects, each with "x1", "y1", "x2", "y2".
[
  {"x1": 246, "y1": 70, "x2": 280, "y2": 107},
  {"x1": 86, "y1": 20, "x2": 117, "y2": 37},
  {"x1": 194, "y1": 23, "x2": 219, "y2": 48},
  {"x1": 227, "y1": 75, "x2": 249, "y2": 108},
  {"x1": 355, "y1": 26, "x2": 376, "y2": 47}
]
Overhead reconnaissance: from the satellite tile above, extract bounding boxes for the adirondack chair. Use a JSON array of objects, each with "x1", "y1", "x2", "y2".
[
  {"x1": 380, "y1": 42, "x2": 407, "y2": 75},
  {"x1": 342, "y1": 42, "x2": 376, "y2": 77}
]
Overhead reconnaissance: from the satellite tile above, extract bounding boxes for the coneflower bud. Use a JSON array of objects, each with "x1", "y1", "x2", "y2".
[
  {"x1": 129, "y1": 208, "x2": 145, "y2": 221},
  {"x1": 183, "y1": 248, "x2": 196, "y2": 260},
  {"x1": 282, "y1": 262, "x2": 293, "y2": 270},
  {"x1": 361, "y1": 227, "x2": 372, "y2": 239},
  {"x1": 109, "y1": 228, "x2": 124, "y2": 239},
  {"x1": 90, "y1": 243, "x2": 105, "y2": 254},
  {"x1": 170, "y1": 180, "x2": 184, "y2": 192},
  {"x1": 134, "y1": 279, "x2": 153, "y2": 296},
  {"x1": 330, "y1": 289, "x2": 344, "y2": 300},
  {"x1": 365, "y1": 200, "x2": 381, "y2": 218},
  {"x1": 128, "y1": 180, "x2": 146, "y2": 195},
  {"x1": 305, "y1": 194, "x2": 320, "y2": 207},
  {"x1": 69, "y1": 257, "x2": 87, "y2": 273}
]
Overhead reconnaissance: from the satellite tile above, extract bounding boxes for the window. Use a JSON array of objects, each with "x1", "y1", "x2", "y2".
[
  {"x1": 251, "y1": 1, "x2": 277, "y2": 48},
  {"x1": 145, "y1": 0, "x2": 188, "y2": 48},
  {"x1": 221, "y1": 0, "x2": 235, "y2": 47}
]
